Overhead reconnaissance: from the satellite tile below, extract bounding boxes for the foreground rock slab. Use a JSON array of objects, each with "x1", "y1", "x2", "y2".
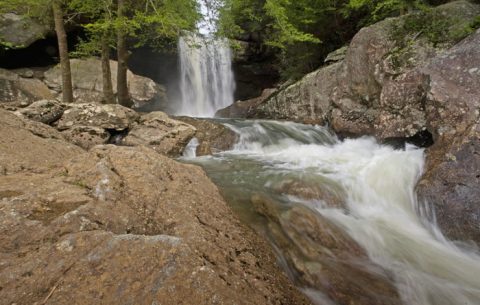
[{"x1": 0, "y1": 112, "x2": 310, "y2": 305}]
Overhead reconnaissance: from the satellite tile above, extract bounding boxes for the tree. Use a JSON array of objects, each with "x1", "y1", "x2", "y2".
[
  {"x1": 0, "y1": 0, "x2": 75, "y2": 103},
  {"x1": 52, "y1": 0, "x2": 74, "y2": 103},
  {"x1": 69, "y1": 0, "x2": 116, "y2": 104},
  {"x1": 73, "y1": 0, "x2": 198, "y2": 107}
]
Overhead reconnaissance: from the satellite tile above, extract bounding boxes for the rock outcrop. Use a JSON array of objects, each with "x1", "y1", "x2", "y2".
[
  {"x1": 216, "y1": 88, "x2": 276, "y2": 119},
  {"x1": 0, "y1": 107, "x2": 310, "y2": 305},
  {"x1": 0, "y1": 13, "x2": 50, "y2": 48},
  {"x1": 176, "y1": 117, "x2": 238, "y2": 156},
  {"x1": 16, "y1": 99, "x2": 65, "y2": 124},
  {"x1": 123, "y1": 112, "x2": 196, "y2": 157},
  {"x1": 248, "y1": 0, "x2": 479, "y2": 138},
  {"x1": 44, "y1": 58, "x2": 168, "y2": 109},
  {"x1": 416, "y1": 28, "x2": 480, "y2": 243},
  {"x1": 0, "y1": 68, "x2": 54, "y2": 107}
]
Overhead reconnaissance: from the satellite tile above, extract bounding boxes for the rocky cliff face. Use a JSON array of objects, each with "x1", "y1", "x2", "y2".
[
  {"x1": 0, "y1": 108, "x2": 311, "y2": 305},
  {"x1": 230, "y1": 1, "x2": 480, "y2": 244}
]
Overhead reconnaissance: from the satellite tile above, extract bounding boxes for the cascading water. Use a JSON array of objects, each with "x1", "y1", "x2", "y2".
[
  {"x1": 175, "y1": 35, "x2": 235, "y2": 117},
  {"x1": 182, "y1": 119, "x2": 480, "y2": 305}
]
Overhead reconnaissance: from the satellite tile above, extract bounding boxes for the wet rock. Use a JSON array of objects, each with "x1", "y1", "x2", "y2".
[
  {"x1": 123, "y1": 112, "x2": 196, "y2": 157},
  {"x1": 216, "y1": 88, "x2": 276, "y2": 118},
  {"x1": 251, "y1": 195, "x2": 401, "y2": 305},
  {"x1": 44, "y1": 58, "x2": 168, "y2": 108},
  {"x1": 0, "y1": 128, "x2": 311, "y2": 305},
  {"x1": 62, "y1": 126, "x2": 111, "y2": 150},
  {"x1": 416, "y1": 29, "x2": 480, "y2": 244},
  {"x1": 0, "y1": 68, "x2": 54, "y2": 107},
  {"x1": 0, "y1": 109, "x2": 83, "y2": 174},
  {"x1": 16, "y1": 99, "x2": 65, "y2": 124},
  {"x1": 57, "y1": 103, "x2": 139, "y2": 131},
  {"x1": 271, "y1": 178, "x2": 345, "y2": 209},
  {"x1": 175, "y1": 117, "x2": 237, "y2": 156},
  {"x1": 0, "y1": 13, "x2": 50, "y2": 48}
]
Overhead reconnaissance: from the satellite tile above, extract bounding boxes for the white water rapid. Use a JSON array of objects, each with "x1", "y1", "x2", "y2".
[
  {"x1": 182, "y1": 119, "x2": 480, "y2": 305},
  {"x1": 176, "y1": 34, "x2": 235, "y2": 117}
]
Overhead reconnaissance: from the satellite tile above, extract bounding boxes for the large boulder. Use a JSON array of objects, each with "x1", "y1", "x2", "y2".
[
  {"x1": 123, "y1": 112, "x2": 196, "y2": 157},
  {"x1": 175, "y1": 117, "x2": 238, "y2": 156},
  {"x1": 44, "y1": 58, "x2": 168, "y2": 108},
  {"x1": 57, "y1": 103, "x2": 139, "y2": 131},
  {"x1": 0, "y1": 68, "x2": 54, "y2": 107},
  {"x1": 416, "y1": 28, "x2": 480, "y2": 243},
  {"x1": 0, "y1": 13, "x2": 50, "y2": 48},
  {"x1": 255, "y1": 63, "x2": 341, "y2": 125},
  {"x1": 0, "y1": 118, "x2": 311, "y2": 305},
  {"x1": 216, "y1": 88, "x2": 276, "y2": 118},
  {"x1": 16, "y1": 99, "x2": 65, "y2": 124}
]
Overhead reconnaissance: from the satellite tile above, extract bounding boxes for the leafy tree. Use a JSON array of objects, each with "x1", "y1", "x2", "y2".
[{"x1": 72, "y1": 0, "x2": 199, "y2": 107}]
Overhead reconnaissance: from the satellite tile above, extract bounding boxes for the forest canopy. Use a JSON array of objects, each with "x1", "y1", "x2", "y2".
[{"x1": 218, "y1": 0, "x2": 479, "y2": 79}]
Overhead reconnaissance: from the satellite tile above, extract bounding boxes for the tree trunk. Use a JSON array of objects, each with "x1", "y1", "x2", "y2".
[
  {"x1": 52, "y1": 1, "x2": 74, "y2": 104},
  {"x1": 116, "y1": 0, "x2": 132, "y2": 107},
  {"x1": 101, "y1": 38, "x2": 115, "y2": 104}
]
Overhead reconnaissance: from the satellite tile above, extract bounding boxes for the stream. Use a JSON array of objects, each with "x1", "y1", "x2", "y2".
[{"x1": 181, "y1": 118, "x2": 480, "y2": 305}]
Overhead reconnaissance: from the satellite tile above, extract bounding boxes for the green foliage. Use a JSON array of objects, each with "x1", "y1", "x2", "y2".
[
  {"x1": 390, "y1": 7, "x2": 480, "y2": 47},
  {"x1": 219, "y1": 0, "x2": 348, "y2": 79}
]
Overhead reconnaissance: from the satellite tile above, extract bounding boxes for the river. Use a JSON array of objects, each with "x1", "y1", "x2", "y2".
[{"x1": 181, "y1": 118, "x2": 480, "y2": 305}]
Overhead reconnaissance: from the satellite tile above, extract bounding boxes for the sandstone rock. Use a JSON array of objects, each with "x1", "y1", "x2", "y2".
[
  {"x1": 123, "y1": 112, "x2": 196, "y2": 157},
  {"x1": 255, "y1": 63, "x2": 341, "y2": 124},
  {"x1": 0, "y1": 13, "x2": 50, "y2": 48},
  {"x1": 0, "y1": 68, "x2": 54, "y2": 106},
  {"x1": 16, "y1": 99, "x2": 65, "y2": 124},
  {"x1": 324, "y1": 45, "x2": 348, "y2": 63},
  {"x1": 216, "y1": 88, "x2": 276, "y2": 118},
  {"x1": 57, "y1": 103, "x2": 139, "y2": 131},
  {"x1": 62, "y1": 126, "x2": 111, "y2": 150},
  {"x1": 0, "y1": 109, "x2": 83, "y2": 174},
  {"x1": 175, "y1": 117, "x2": 237, "y2": 156},
  {"x1": 416, "y1": 29, "x2": 480, "y2": 243},
  {"x1": 44, "y1": 58, "x2": 168, "y2": 108},
  {"x1": 251, "y1": 195, "x2": 401, "y2": 305},
  {"x1": 0, "y1": 141, "x2": 311, "y2": 305}
]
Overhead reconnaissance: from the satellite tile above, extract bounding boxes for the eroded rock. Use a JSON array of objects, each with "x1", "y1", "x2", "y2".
[
  {"x1": 0, "y1": 68, "x2": 53, "y2": 107},
  {"x1": 57, "y1": 103, "x2": 139, "y2": 131},
  {"x1": 175, "y1": 117, "x2": 237, "y2": 156},
  {"x1": 416, "y1": 28, "x2": 480, "y2": 243},
  {"x1": 123, "y1": 112, "x2": 196, "y2": 157},
  {"x1": 62, "y1": 126, "x2": 111, "y2": 150},
  {"x1": 16, "y1": 99, "x2": 65, "y2": 124}
]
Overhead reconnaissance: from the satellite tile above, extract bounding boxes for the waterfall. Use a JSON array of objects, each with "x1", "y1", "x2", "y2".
[{"x1": 176, "y1": 34, "x2": 235, "y2": 117}]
